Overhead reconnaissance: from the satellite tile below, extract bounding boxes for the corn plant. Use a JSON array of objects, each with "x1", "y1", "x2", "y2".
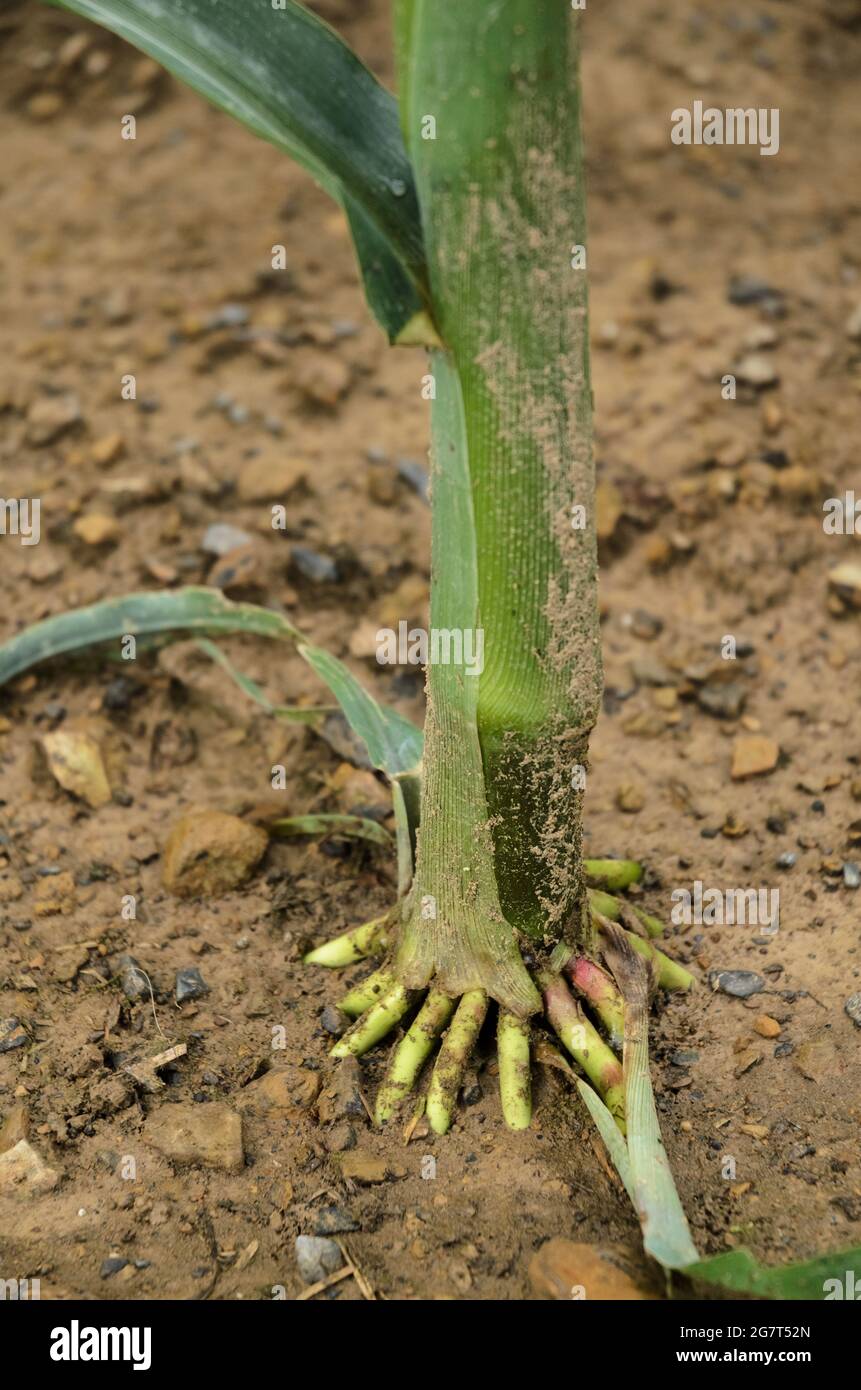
[{"x1": 4, "y1": 0, "x2": 860, "y2": 1296}]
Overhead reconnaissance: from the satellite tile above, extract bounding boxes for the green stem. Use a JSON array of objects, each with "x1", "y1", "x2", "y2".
[
  {"x1": 392, "y1": 1, "x2": 600, "y2": 999},
  {"x1": 391, "y1": 354, "x2": 539, "y2": 1016}
]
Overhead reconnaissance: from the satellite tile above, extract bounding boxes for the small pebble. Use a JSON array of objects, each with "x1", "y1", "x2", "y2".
[
  {"x1": 626, "y1": 609, "x2": 663, "y2": 640},
  {"x1": 843, "y1": 862, "x2": 860, "y2": 889},
  {"x1": 102, "y1": 676, "x2": 140, "y2": 712},
  {"x1": 776, "y1": 851, "x2": 796, "y2": 869},
  {"x1": 202, "y1": 522, "x2": 254, "y2": 556},
  {"x1": 113, "y1": 954, "x2": 150, "y2": 1002},
  {"x1": 727, "y1": 274, "x2": 782, "y2": 306},
  {"x1": 290, "y1": 547, "x2": 339, "y2": 583},
  {"x1": 711, "y1": 969, "x2": 765, "y2": 998},
  {"x1": 731, "y1": 735, "x2": 779, "y2": 780},
  {"x1": 209, "y1": 302, "x2": 250, "y2": 329},
  {"x1": 0, "y1": 1019, "x2": 28, "y2": 1054},
  {"x1": 100, "y1": 1256, "x2": 129, "y2": 1279},
  {"x1": 175, "y1": 967, "x2": 208, "y2": 1003},
  {"x1": 615, "y1": 783, "x2": 645, "y2": 813},
  {"x1": 734, "y1": 354, "x2": 779, "y2": 389},
  {"x1": 396, "y1": 459, "x2": 429, "y2": 502},
  {"x1": 787, "y1": 1143, "x2": 815, "y2": 1161},
  {"x1": 320, "y1": 1005, "x2": 346, "y2": 1036},
  {"x1": 27, "y1": 91, "x2": 63, "y2": 120},
  {"x1": 698, "y1": 681, "x2": 746, "y2": 719},
  {"x1": 295, "y1": 1235, "x2": 343, "y2": 1285},
  {"x1": 844, "y1": 994, "x2": 861, "y2": 1028},
  {"x1": 462, "y1": 1072, "x2": 482, "y2": 1106},
  {"x1": 313, "y1": 1206, "x2": 360, "y2": 1237}
]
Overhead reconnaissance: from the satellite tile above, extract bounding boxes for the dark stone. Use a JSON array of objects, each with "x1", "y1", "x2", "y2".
[
  {"x1": 320, "y1": 1005, "x2": 346, "y2": 1036},
  {"x1": 314, "y1": 1205, "x2": 360, "y2": 1237},
  {"x1": 175, "y1": 967, "x2": 208, "y2": 1004},
  {"x1": 0, "y1": 1018, "x2": 28, "y2": 1054},
  {"x1": 461, "y1": 1071, "x2": 482, "y2": 1106},
  {"x1": 290, "y1": 547, "x2": 339, "y2": 584},
  {"x1": 760, "y1": 449, "x2": 790, "y2": 469},
  {"x1": 710, "y1": 969, "x2": 765, "y2": 998},
  {"x1": 727, "y1": 274, "x2": 782, "y2": 306},
  {"x1": 396, "y1": 458, "x2": 429, "y2": 502},
  {"x1": 113, "y1": 954, "x2": 150, "y2": 1002},
  {"x1": 102, "y1": 676, "x2": 141, "y2": 711},
  {"x1": 320, "y1": 839, "x2": 353, "y2": 860},
  {"x1": 697, "y1": 681, "x2": 747, "y2": 719}
]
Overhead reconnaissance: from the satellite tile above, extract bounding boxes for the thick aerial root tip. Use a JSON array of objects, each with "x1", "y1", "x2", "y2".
[
  {"x1": 587, "y1": 889, "x2": 665, "y2": 940},
  {"x1": 497, "y1": 1011, "x2": 531, "y2": 1130},
  {"x1": 542, "y1": 972, "x2": 626, "y2": 1128},
  {"x1": 588, "y1": 887, "x2": 621, "y2": 921},
  {"x1": 337, "y1": 966, "x2": 397, "y2": 1018},
  {"x1": 426, "y1": 990, "x2": 488, "y2": 1136},
  {"x1": 565, "y1": 955, "x2": 625, "y2": 1051},
  {"x1": 374, "y1": 990, "x2": 455, "y2": 1125},
  {"x1": 584, "y1": 858, "x2": 643, "y2": 892},
  {"x1": 329, "y1": 981, "x2": 413, "y2": 1059},
  {"x1": 303, "y1": 916, "x2": 390, "y2": 967}
]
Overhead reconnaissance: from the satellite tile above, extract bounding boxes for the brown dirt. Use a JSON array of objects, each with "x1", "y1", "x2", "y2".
[{"x1": 1, "y1": 0, "x2": 860, "y2": 1300}]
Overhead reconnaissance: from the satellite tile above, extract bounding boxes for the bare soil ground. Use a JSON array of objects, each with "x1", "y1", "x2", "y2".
[{"x1": 1, "y1": 0, "x2": 860, "y2": 1300}]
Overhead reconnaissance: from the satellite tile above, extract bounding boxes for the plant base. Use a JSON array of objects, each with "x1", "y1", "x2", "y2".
[{"x1": 306, "y1": 861, "x2": 692, "y2": 1134}]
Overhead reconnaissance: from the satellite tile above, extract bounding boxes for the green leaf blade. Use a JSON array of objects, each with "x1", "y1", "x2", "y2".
[
  {"x1": 269, "y1": 814, "x2": 391, "y2": 848},
  {"x1": 48, "y1": 0, "x2": 429, "y2": 339},
  {"x1": 298, "y1": 643, "x2": 422, "y2": 777},
  {"x1": 603, "y1": 926, "x2": 700, "y2": 1271},
  {"x1": 0, "y1": 588, "x2": 299, "y2": 686},
  {"x1": 0, "y1": 587, "x2": 423, "y2": 780},
  {"x1": 686, "y1": 1246, "x2": 861, "y2": 1301}
]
